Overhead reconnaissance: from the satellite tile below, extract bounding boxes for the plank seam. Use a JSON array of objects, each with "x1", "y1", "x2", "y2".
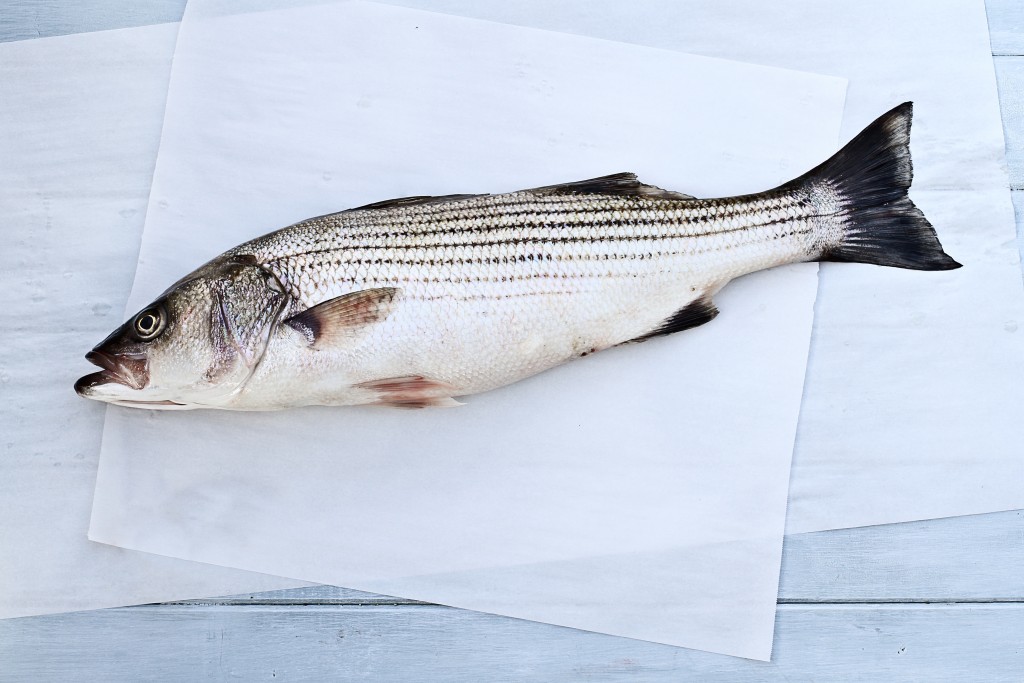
[
  {"x1": 144, "y1": 598, "x2": 1024, "y2": 608},
  {"x1": 157, "y1": 599, "x2": 432, "y2": 606},
  {"x1": 778, "y1": 598, "x2": 1024, "y2": 605}
]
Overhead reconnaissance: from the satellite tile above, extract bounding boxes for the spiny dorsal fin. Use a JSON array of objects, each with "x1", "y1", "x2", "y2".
[
  {"x1": 529, "y1": 172, "x2": 695, "y2": 200},
  {"x1": 627, "y1": 295, "x2": 719, "y2": 344},
  {"x1": 284, "y1": 287, "x2": 398, "y2": 347},
  {"x1": 347, "y1": 194, "x2": 483, "y2": 212},
  {"x1": 342, "y1": 174, "x2": 693, "y2": 213}
]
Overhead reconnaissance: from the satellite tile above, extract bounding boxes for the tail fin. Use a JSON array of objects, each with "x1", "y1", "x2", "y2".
[{"x1": 791, "y1": 102, "x2": 961, "y2": 271}]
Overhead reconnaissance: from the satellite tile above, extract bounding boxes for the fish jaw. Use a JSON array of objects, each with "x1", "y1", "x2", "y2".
[
  {"x1": 75, "y1": 349, "x2": 148, "y2": 394},
  {"x1": 74, "y1": 348, "x2": 189, "y2": 407}
]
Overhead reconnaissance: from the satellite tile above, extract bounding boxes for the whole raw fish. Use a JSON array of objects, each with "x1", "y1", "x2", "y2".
[{"x1": 76, "y1": 102, "x2": 959, "y2": 410}]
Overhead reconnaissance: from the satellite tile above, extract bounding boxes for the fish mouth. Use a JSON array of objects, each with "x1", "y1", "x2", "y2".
[{"x1": 75, "y1": 350, "x2": 150, "y2": 395}]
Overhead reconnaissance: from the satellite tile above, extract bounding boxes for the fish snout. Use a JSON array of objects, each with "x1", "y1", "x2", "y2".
[{"x1": 75, "y1": 349, "x2": 149, "y2": 395}]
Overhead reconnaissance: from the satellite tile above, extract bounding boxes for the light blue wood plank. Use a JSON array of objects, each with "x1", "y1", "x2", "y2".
[
  {"x1": 189, "y1": 510, "x2": 1024, "y2": 605},
  {"x1": 2, "y1": 0, "x2": 1018, "y2": 51},
  {"x1": 0, "y1": 0, "x2": 186, "y2": 42},
  {"x1": 987, "y1": 0, "x2": 1024, "y2": 55},
  {"x1": 1014, "y1": 185, "x2": 1024, "y2": 241},
  {"x1": 2, "y1": 603, "x2": 1023, "y2": 681},
  {"x1": 996, "y1": 57, "x2": 1024, "y2": 189},
  {"x1": 780, "y1": 511, "x2": 1024, "y2": 602}
]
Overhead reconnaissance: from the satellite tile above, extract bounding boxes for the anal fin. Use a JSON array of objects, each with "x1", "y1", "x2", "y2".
[
  {"x1": 627, "y1": 295, "x2": 719, "y2": 344},
  {"x1": 356, "y1": 376, "x2": 463, "y2": 409}
]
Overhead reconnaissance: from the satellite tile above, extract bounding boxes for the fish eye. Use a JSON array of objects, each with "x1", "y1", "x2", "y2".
[{"x1": 132, "y1": 306, "x2": 166, "y2": 341}]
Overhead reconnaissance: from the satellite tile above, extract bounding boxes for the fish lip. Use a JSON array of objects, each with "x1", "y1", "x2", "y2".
[
  {"x1": 74, "y1": 370, "x2": 115, "y2": 395},
  {"x1": 112, "y1": 398, "x2": 186, "y2": 407},
  {"x1": 75, "y1": 350, "x2": 149, "y2": 394}
]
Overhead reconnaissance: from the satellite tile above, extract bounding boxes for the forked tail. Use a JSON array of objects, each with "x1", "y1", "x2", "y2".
[{"x1": 789, "y1": 102, "x2": 961, "y2": 271}]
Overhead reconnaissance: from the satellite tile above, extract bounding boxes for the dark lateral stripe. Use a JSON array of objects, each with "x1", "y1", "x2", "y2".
[
  {"x1": 290, "y1": 285, "x2": 630, "y2": 304},
  {"x1": 319, "y1": 201, "x2": 818, "y2": 248},
  {"x1": 299, "y1": 192, "x2": 806, "y2": 243},
  {"x1": 267, "y1": 215, "x2": 819, "y2": 269},
  {"x1": 272, "y1": 228, "x2": 813, "y2": 303},
  {"x1": 419, "y1": 289, "x2": 582, "y2": 302},
  {"x1": 285, "y1": 269, "x2": 677, "y2": 295},
  {"x1": 286, "y1": 227, "x2": 810, "y2": 271}
]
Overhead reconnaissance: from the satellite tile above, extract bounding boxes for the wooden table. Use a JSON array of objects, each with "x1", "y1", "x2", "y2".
[{"x1": 2, "y1": 2, "x2": 1022, "y2": 679}]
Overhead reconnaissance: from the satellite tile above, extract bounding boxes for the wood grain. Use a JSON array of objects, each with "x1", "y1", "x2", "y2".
[
  {"x1": 2, "y1": 603, "x2": 1023, "y2": 681},
  {"x1": 169, "y1": 510, "x2": 1024, "y2": 606},
  {"x1": 0, "y1": 0, "x2": 185, "y2": 41},
  {"x1": 996, "y1": 56, "x2": 1024, "y2": 189},
  {"x1": 988, "y1": 0, "x2": 1024, "y2": 55},
  {"x1": 1014, "y1": 186, "x2": 1023, "y2": 235}
]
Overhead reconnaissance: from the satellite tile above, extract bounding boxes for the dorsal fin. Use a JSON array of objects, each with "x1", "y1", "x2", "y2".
[
  {"x1": 528, "y1": 173, "x2": 695, "y2": 200},
  {"x1": 347, "y1": 194, "x2": 483, "y2": 212},
  {"x1": 343, "y1": 174, "x2": 693, "y2": 213}
]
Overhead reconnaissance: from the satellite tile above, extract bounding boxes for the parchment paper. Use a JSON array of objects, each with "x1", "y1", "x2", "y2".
[
  {"x1": 86, "y1": 0, "x2": 848, "y2": 660},
  {"x1": 381, "y1": 0, "x2": 1024, "y2": 533},
  {"x1": 0, "y1": 24, "x2": 308, "y2": 621}
]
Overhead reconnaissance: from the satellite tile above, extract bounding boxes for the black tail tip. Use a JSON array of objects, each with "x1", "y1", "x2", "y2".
[
  {"x1": 809, "y1": 101, "x2": 963, "y2": 272},
  {"x1": 891, "y1": 101, "x2": 913, "y2": 118},
  {"x1": 897, "y1": 250, "x2": 963, "y2": 271}
]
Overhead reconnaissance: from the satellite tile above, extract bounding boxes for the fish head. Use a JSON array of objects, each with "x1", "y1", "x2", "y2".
[{"x1": 75, "y1": 254, "x2": 288, "y2": 409}]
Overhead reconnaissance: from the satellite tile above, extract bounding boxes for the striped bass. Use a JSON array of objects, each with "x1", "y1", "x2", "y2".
[{"x1": 76, "y1": 102, "x2": 960, "y2": 410}]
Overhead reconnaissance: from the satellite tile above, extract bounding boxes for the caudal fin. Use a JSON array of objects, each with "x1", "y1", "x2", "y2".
[{"x1": 793, "y1": 102, "x2": 961, "y2": 271}]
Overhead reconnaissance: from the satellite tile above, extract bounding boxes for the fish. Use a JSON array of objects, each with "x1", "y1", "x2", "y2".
[{"x1": 75, "y1": 102, "x2": 960, "y2": 410}]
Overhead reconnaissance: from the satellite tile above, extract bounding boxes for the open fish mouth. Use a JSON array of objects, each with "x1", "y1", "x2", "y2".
[{"x1": 74, "y1": 350, "x2": 149, "y2": 395}]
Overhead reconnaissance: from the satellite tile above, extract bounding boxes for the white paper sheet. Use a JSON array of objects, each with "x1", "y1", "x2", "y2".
[
  {"x1": 380, "y1": 0, "x2": 1024, "y2": 533},
  {"x1": 86, "y1": 0, "x2": 848, "y2": 660},
  {"x1": 0, "y1": 25, "x2": 309, "y2": 621}
]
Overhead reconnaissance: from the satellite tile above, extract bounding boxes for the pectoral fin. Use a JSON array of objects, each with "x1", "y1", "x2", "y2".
[{"x1": 285, "y1": 287, "x2": 399, "y2": 347}]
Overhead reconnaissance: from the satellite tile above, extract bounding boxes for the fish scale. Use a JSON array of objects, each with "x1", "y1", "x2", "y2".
[
  {"x1": 242, "y1": 190, "x2": 816, "y2": 311},
  {"x1": 76, "y1": 103, "x2": 961, "y2": 410}
]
